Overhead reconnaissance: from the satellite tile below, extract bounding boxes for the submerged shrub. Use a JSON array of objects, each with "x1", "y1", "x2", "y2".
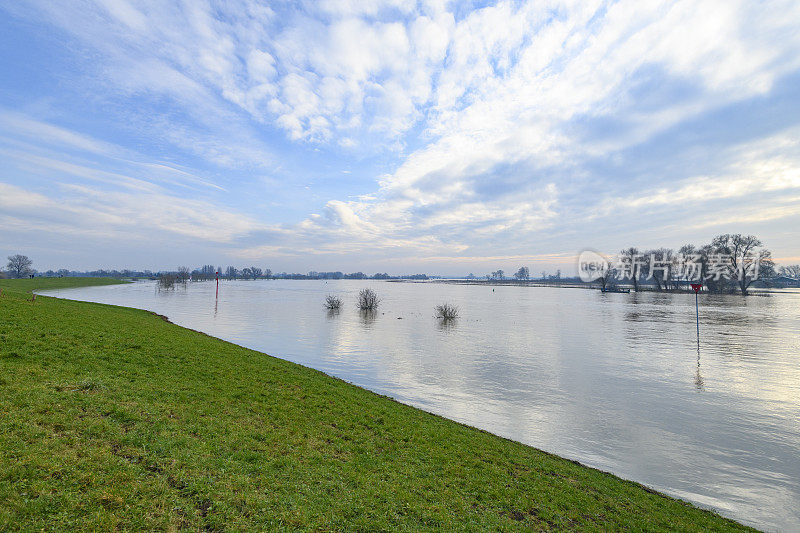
[
  {"x1": 435, "y1": 303, "x2": 459, "y2": 320},
  {"x1": 357, "y1": 288, "x2": 380, "y2": 310},
  {"x1": 325, "y1": 294, "x2": 342, "y2": 310},
  {"x1": 157, "y1": 273, "x2": 177, "y2": 290}
]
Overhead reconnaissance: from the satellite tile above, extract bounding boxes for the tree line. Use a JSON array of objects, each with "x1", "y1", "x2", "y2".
[
  {"x1": 465, "y1": 268, "x2": 563, "y2": 281},
  {"x1": 0, "y1": 255, "x2": 430, "y2": 282},
  {"x1": 4, "y1": 242, "x2": 799, "y2": 295},
  {"x1": 464, "y1": 234, "x2": 799, "y2": 296},
  {"x1": 595, "y1": 233, "x2": 784, "y2": 295}
]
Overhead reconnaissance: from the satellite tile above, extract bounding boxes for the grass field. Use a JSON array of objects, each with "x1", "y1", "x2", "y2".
[{"x1": 0, "y1": 277, "x2": 754, "y2": 531}]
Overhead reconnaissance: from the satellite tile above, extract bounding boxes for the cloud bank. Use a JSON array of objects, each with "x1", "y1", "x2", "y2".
[{"x1": 1, "y1": 0, "x2": 800, "y2": 272}]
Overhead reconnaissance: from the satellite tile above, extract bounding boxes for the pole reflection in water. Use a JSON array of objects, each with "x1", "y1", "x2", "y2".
[{"x1": 695, "y1": 347, "x2": 704, "y2": 391}]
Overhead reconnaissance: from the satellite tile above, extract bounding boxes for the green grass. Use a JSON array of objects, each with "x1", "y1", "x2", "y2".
[{"x1": 0, "y1": 278, "x2": 754, "y2": 531}]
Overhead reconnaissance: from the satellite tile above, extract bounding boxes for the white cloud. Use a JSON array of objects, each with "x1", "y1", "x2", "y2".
[
  {"x1": 294, "y1": 0, "x2": 800, "y2": 259},
  {"x1": 0, "y1": 180, "x2": 262, "y2": 243},
  {"x1": 0, "y1": 112, "x2": 125, "y2": 158},
  {"x1": 0, "y1": 109, "x2": 227, "y2": 192},
  {"x1": 3, "y1": 0, "x2": 800, "y2": 269}
]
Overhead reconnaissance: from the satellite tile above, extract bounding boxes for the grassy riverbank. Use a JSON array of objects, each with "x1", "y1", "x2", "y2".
[{"x1": 1, "y1": 278, "x2": 753, "y2": 531}]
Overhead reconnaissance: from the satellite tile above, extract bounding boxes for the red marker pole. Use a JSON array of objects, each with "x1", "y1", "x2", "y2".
[{"x1": 216, "y1": 271, "x2": 219, "y2": 299}]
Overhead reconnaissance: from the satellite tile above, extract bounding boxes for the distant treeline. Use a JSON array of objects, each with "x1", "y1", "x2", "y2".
[
  {"x1": 264, "y1": 272, "x2": 430, "y2": 280},
  {"x1": 36, "y1": 268, "x2": 157, "y2": 279},
  {"x1": 34, "y1": 265, "x2": 430, "y2": 282},
  {"x1": 218, "y1": 267, "x2": 429, "y2": 281}
]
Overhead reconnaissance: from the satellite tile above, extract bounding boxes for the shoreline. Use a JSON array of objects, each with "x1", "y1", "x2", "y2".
[
  {"x1": 1, "y1": 277, "x2": 757, "y2": 530},
  {"x1": 408, "y1": 278, "x2": 796, "y2": 294}
]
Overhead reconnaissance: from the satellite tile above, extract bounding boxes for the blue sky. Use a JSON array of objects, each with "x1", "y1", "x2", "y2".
[{"x1": 1, "y1": 0, "x2": 799, "y2": 275}]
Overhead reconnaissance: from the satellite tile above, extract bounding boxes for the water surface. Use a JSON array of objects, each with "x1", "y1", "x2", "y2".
[{"x1": 41, "y1": 280, "x2": 800, "y2": 531}]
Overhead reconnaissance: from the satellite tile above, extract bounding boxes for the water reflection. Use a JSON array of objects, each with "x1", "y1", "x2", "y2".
[
  {"x1": 695, "y1": 349, "x2": 704, "y2": 391},
  {"x1": 41, "y1": 281, "x2": 800, "y2": 532},
  {"x1": 358, "y1": 308, "x2": 378, "y2": 327},
  {"x1": 436, "y1": 317, "x2": 458, "y2": 333}
]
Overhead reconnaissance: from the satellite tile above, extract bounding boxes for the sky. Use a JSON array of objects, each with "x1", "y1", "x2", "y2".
[{"x1": 1, "y1": 0, "x2": 799, "y2": 276}]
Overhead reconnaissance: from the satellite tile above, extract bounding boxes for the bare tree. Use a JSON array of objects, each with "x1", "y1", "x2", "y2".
[
  {"x1": 712, "y1": 234, "x2": 774, "y2": 295},
  {"x1": 619, "y1": 247, "x2": 641, "y2": 291},
  {"x1": 643, "y1": 248, "x2": 674, "y2": 291},
  {"x1": 225, "y1": 266, "x2": 238, "y2": 280},
  {"x1": 697, "y1": 243, "x2": 734, "y2": 293},
  {"x1": 597, "y1": 266, "x2": 618, "y2": 291},
  {"x1": 356, "y1": 288, "x2": 380, "y2": 310},
  {"x1": 677, "y1": 244, "x2": 698, "y2": 283},
  {"x1": 7, "y1": 254, "x2": 33, "y2": 278},
  {"x1": 514, "y1": 266, "x2": 530, "y2": 280},
  {"x1": 157, "y1": 272, "x2": 177, "y2": 290},
  {"x1": 177, "y1": 266, "x2": 191, "y2": 283},
  {"x1": 491, "y1": 269, "x2": 504, "y2": 280},
  {"x1": 249, "y1": 267, "x2": 263, "y2": 280},
  {"x1": 780, "y1": 264, "x2": 800, "y2": 278},
  {"x1": 678, "y1": 243, "x2": 720, "y2": 291}
]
